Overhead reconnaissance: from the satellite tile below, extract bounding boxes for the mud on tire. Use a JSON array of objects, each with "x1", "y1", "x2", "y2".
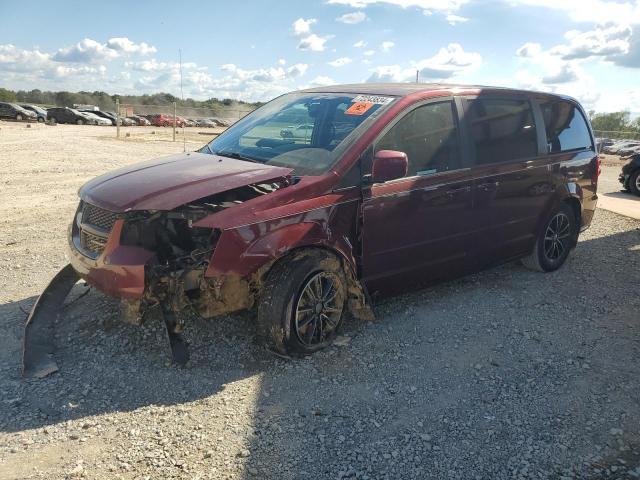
[{"x1": 257, "y1": 249, "x2": 347, "y2": 356}]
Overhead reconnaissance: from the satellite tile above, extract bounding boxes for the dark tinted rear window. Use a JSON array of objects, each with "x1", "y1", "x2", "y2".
[
  {"x1": 540, "y1": 100, "x2": 592, "y2": 153},
  {"x1": 467, "y1": 98, "x2": 538, "y2": 164}
]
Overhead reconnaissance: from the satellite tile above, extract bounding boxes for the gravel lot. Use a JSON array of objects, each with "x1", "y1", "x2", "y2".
[{"x1": 1, "y1": 122, "x2": 639, "y2": 480}]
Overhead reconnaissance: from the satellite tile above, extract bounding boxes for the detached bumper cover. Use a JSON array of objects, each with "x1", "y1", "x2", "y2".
[{"x1": 23, "y1": 264, "x2": 80, "y2": 378}]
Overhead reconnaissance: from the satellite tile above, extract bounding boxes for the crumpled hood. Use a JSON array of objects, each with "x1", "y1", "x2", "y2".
[{"x1": 79, "y1": 152, "x2": 293, "y2": 212}]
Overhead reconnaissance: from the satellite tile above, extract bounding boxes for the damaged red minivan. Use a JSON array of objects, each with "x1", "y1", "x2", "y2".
[{"x1": 24, "y1": 84, "x2": 599, "y2": 376}]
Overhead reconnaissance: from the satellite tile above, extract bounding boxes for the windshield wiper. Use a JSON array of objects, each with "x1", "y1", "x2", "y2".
[{"x1": 215, "y1": 150, "x2": 262, "y2": 164}]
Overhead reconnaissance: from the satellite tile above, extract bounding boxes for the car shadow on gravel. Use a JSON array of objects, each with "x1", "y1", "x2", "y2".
[
  {"x1": 0, "y1": 288, "x2": 273, "y2": 434},
  {"x1": 1, "y1": 219, "x2": 639, "y2": 479},
  {"x1": 235, "y1": 222, "x2": 640, "y2": 479}
]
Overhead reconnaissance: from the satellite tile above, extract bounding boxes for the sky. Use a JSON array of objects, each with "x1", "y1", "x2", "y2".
[{"x1": 0, "y1": 0, "x2": 639, "y2": 114}]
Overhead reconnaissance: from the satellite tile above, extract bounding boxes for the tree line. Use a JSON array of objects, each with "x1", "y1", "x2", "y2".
[
  {"x1": 0, "y1": 87, "x2": 262, "y2": 114},
  {"x1": 588, "y1": 110, "x2": 640, "y2": 136}
]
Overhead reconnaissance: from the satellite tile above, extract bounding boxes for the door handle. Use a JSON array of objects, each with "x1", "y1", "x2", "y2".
[{"x1": 477, "y1": 181, "x2": 500, "y2": 192}]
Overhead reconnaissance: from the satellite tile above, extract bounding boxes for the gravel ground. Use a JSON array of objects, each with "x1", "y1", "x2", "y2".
[{"x1": 1, "y1": 122, "x2": 640, "y2": 479}]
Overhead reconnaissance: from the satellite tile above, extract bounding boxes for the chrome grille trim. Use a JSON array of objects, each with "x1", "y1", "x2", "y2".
[{"x1": 73, "y1": 201, "x2": 118, "y2": 259}]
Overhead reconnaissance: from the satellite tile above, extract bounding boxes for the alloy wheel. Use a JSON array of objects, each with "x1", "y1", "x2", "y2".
[
  {"x1": 294, "y1": 271, "x2": 343, "y2": 346},
  {"x1": 635, "y1": 173, "x2": 640, "y2": 192},
  {"x1": 543, "y1": 212, "x2": 571, "y2": 261}
]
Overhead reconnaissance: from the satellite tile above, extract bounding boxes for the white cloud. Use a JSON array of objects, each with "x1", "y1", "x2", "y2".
[
  {"x1": 446, "y1": 14, "x2": 468, "y2": 25},
  {"x1": 308, "y1": 76, "x2": 336, "y2": 87},
  {"x1": 125, "y1": 59, "x2": 197, "y2": 72},
  {"x1": 52, "y1": 37, "x2": 156, "y2": 63},
  {"x1": 336, "y1": 11, "x2": 368, "y2": 23},
  {"x1": 505, "y1": 0, "x2": 640, "y2": 25},
  {"x1": 354, "y1": 40, "x2": 367, "y2": 48},
  {"x1": 278, "y1": 58, "x2": 287, "y2": 65},
  {"x1": 292, "y1": 17, "x2": 332, "y2": 52},
  {"x1": 327, "y1": 0, "x2": 467, "y2": 15},
  {"x1": 328, "y1": 57, "x2": 353, "y2": 67},
  {"x1": 106, "y1": 37, "x2": 156, "y2": 55},
  {"x1": 367, "y1": 42, "x2": 481, "y2": 82},
  {"x1": 292, "y1": 18, "x2": 317, "y2": 36},
  {"x1": 542, "y1": 62, "x2": 580, "y2": 84},
  {"x1": 516, "y1": 42, "x2": 543, "y2": 58},
  {"x1": 364, "y1": 49, "x2": 376, "y2": 56},
  {"x1": 298, "y1": 33, "x2": 332, "y2": 51},
  {"x1": 550, "y1": 25, "x2": 631, "y2": 60},
  {"x1": 53, "y1": 38, "x2": 119, "y2": 63},
  {"x1": 381, "y1": 41, "x2": 395, "y2": 51}
]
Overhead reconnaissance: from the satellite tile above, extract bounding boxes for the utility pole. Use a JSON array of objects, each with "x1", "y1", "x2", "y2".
[
  {"x1": 116, "y1": 98, "x2": 120, "y2": 139},
  {"x1": 173, "y1": 102, "x2": 177, "y2": 142},
  {"x1": 416, "y1": 70, "x2": 419, "y2": 83}
]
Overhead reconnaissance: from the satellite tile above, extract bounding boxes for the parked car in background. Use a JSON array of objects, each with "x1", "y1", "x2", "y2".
[
  {"x1": 47, "y1": 107, "x2": 93, "y2": 125},
  {"x1": 129, "y1": 115, "x2": 150, "y2": 126},
  {"x1": 118, "y1": 117, "x2": 136, "y2": 127},
  {"x1": 618, "y1": 145, "x2": 640, "y2": 157},
  {"x1": 210, "y1": 117, "x2": 230, "y2": 127},
  {"x1": 196, "y1": 118, "x2": 218, "y2": 128},
  {"x1": 147, "y1": 114, "x2": 185, "y2": 127},
  {"x1": 603, "y1": 141, "x2": 640, "y2": 155},
  {"x1": 20, "y1": 104, "x2": 47, "y2": 122},
  {"x1": 619, "y1": 154, "x2": 640, "y2": 196},
  {"x1": 184, "y1": 118, "x2": 197, "y2": 127},
  {"x1": 29, "y1": 83, "x2": 599, "y2": 368},
  {"x1": 78, "y1": 109, "x2": 117, "y2": 126},
  {"x1": 0, "y1": 102, "x2": 37, "y2": 121},
  {"x1": 81, "y1": 111, "x2": 112, "y2": 126}
]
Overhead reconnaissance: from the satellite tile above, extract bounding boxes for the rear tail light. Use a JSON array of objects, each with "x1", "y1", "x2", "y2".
[{"x1": 592, "y1": 155, "x2": 602, "y2": 186}]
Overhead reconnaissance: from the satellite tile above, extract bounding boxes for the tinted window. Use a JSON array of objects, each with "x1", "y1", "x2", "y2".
[
  {"x1": 376, "y1": 101, "x2": 460, "y2": 176},
  {"x1": 540, "y1": 100, "x2": 592, "y2": 153},
  {"x1": 467, "y1": 98, "x2": 538, "y2": 164}
]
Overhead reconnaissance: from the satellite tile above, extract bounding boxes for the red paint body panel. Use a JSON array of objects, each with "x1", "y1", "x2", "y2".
[
  {"x1": 79, "y1": 152, "x2": 292, "y2": 212},
  {"x1": 69, "y1": 220, "x2": 153, "y2": 299}
]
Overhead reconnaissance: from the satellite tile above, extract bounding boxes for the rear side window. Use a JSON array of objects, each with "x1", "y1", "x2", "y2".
[
  {"x1": 539, "y1": 100, "x2": 592, "y2": 153},
  {"x1": 467, "y1": 98, "x2": 538, "y2": 164}
]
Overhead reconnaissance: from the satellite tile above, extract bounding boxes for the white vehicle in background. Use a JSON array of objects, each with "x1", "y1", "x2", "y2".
[{"x1": 80, "y1": 111, "x2": 112, "y2": 126}]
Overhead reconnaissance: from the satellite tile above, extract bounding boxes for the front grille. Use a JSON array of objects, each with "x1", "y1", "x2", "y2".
[
  {"x1": 80, "y1": 230, "x2": 108, "y2": 255},
  {"x1": 82, "y1": 203, "x2": 118, "y2": 231},
  {"x1": 73, "y1": 202, "x2": 118, "y2": 258}
]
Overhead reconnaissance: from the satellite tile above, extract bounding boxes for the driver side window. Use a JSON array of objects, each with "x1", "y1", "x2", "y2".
[{"x1": 376, "y1": 101, "x2": 460, "y2": 177}]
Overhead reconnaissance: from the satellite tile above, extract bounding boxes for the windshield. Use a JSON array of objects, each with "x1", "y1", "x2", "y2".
[{"x1": 203, "y1": 92, "x2": 395, "y2": 175}]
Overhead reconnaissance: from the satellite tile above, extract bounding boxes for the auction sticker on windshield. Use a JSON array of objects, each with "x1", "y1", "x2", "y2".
[
  {"x1": 352, "y1": 95, "x2": 394, "y2": 105},
  {"x1": 346, "y1": 102, "x2": 374, "y2": 116}
]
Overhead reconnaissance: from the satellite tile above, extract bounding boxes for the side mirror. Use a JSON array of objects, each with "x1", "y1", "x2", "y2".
[{"x1": 371, "y1": 150, "x2": 408, "y2": 183}]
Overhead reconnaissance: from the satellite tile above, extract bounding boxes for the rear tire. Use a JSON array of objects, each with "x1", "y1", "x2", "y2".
[
  {"x1": 16, "y1": 114, "x2": 23, "y2": 121},
  {"x1": 257, "y1": 250, "x2": 347, "y2": 356},
  {"x1": 49, "y1": 117, "x2": 56, "y2": 124},
  {"x1": 37, "y1": 117, "x2": 44, "y2": 123},
  {"x1": 630, "y1": 170, "x2": 640, "y2": 197},
  {"x1": 522, "y1": 203, "x2": 577, "y2": 272},
  {"x1": 77, "y1": 119, "x2": 84, "y2": 125}
]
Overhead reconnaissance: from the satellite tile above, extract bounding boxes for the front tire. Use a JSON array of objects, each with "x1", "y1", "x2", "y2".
[
  {"x1": 629, "y1": 170, "x2": 640, "y2": 197},
  {"x1": 37, "y1": 117, "x2": 44, "y2": 123},
  {"x1": 522, "y1": 203, "x2": 577, "y2": 272},
  {"x1": 77, "y1": 119, "x2": 84, "y2": 125},
  {"x1": 16, "y1": 114, "x2": 23, "y2": 121},
  {"x1": 257, "y1": 250, "x2": 347, "y2": 355}
]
